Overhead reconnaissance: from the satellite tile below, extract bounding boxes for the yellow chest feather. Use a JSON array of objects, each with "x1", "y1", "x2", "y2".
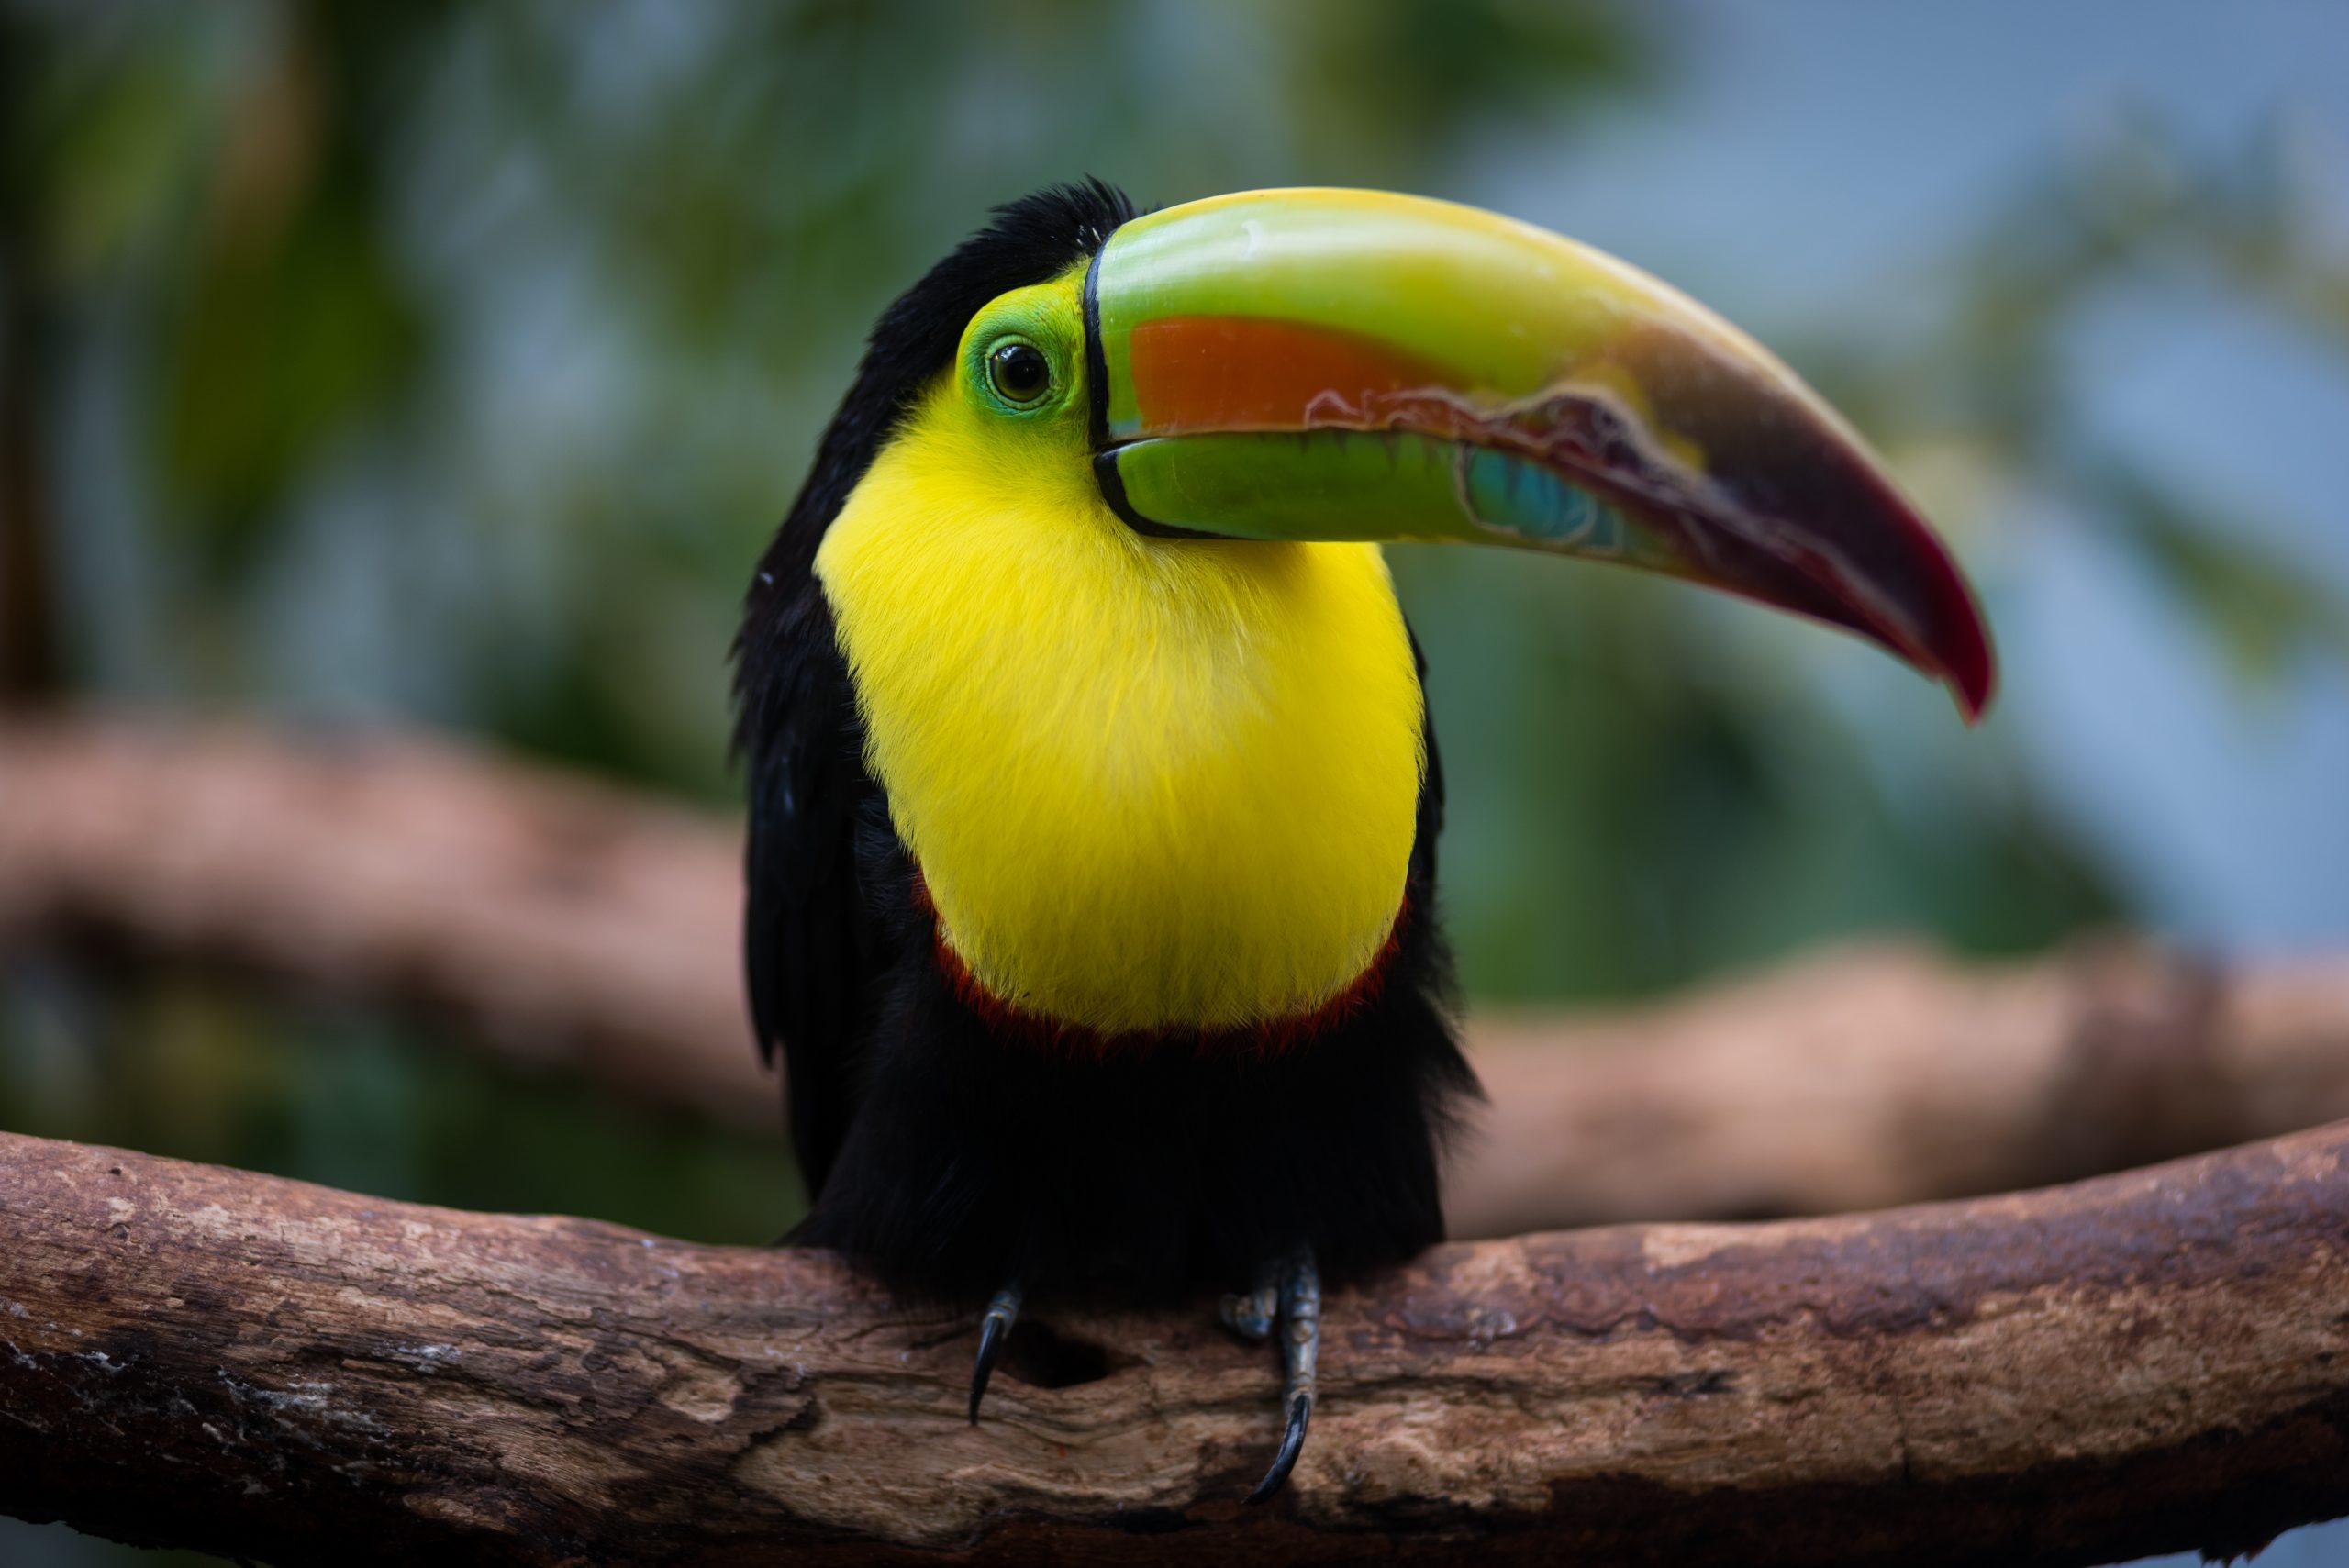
[{"x1": 815, "y1": 395, "x2": 1424, "y2": 1034}]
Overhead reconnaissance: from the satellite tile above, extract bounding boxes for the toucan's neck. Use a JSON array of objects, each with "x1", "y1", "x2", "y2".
[{"x1": 813, "y1": 405, "x2": 1426, "y2": 1035}]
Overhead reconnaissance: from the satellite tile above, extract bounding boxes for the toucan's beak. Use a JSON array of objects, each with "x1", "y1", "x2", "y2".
[{"x1": 1087, "y1": 188, "x2": 1996, "y2": 721}]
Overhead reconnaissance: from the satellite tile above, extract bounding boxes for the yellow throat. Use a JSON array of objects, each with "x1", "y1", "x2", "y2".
[{"x1": 813, "y1": 279, "x2": 1423, "y2": 1034}]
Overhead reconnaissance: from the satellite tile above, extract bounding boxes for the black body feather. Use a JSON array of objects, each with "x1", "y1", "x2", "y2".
[{"x1": 735, "y1": 182, "x2": 1477, "y2": 1304}]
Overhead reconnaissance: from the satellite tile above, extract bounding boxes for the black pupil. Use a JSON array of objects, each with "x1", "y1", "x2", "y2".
[{"x1": 992, "y1": 343, "x2": 1049, "y2": 402}]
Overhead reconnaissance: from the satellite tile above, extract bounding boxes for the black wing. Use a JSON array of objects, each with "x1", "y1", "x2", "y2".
[{"x1": 738, "y1": 565, "x2": 890, "y2": 1199}]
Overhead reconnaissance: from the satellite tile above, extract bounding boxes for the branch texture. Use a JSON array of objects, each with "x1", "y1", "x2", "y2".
[
  {"x1": 4, "y1": 715, "x2": 2346, "y2": 1234},
  {"x1": 1, "y1": 1127, "x2": 2346, "y2": 1565}
]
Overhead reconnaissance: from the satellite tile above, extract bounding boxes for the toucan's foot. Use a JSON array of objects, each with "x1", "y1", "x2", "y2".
[
  {"x1": 1219, "y1": 1265, "x2": 1278, "y2": 1340},
  {"x1": 969, "y1": 1284, "x2": 1022, "y2": 1424},
  {"x1": 1244, "y1": 1248, "x2": 1320, "y2": 1504}
]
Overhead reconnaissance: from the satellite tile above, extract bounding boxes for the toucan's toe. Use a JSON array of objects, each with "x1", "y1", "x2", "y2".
[
  {"x1": 1245, "y1": 1249, "x2": 1321, "y2": 1503},
  {"x1": 1219, "y1": 1270, "x2": 1278, "y2": 1341},
  {"x1": 968, "y1": 1284, "x2": 1022, "y2": 1424}
]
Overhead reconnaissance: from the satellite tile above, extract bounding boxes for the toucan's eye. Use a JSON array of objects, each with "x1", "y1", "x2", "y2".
[{"x1": 987, "y1": 340, "x2": 1052, "y2": 406}]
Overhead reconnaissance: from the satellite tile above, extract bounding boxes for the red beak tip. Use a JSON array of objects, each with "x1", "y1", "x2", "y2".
[{"x1": 1949, "y1": 655, "x2": 1998, "y2": 726}]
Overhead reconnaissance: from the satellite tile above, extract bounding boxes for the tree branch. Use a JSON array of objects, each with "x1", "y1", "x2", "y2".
[
  {"x1": 1, "y1": 1124, "x2": 2345, "y2": 1565},
  {"x1": 1461, "y1": 937, "x2": 2349, "y2": 1233},
  {"x1": 5, "y1": 715, "x2": 2346, "y2": 1234},
  {"x1": 0, "y1": 716, "x2": 747, "y2": 1121}
]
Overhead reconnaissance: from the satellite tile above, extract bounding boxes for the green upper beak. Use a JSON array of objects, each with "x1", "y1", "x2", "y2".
[{"x1": 1085, "y1": 188, "x2": 1996, "y2": 720}]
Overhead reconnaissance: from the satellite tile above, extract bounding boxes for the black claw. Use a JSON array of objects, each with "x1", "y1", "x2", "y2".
[
  {"x1": 969, "y1": 1284, "x2": 1021, "y2": 1424},
  {"x1": 1248, "y1": 1392, "x2": 1313, "y2": 1503},
  {"x1": 1246, "y1": 1248, "x2": 1321, "y2": 1503},
  {"x1": 967, "y1": 1318, "x2": 1006, "y2": 1424}
]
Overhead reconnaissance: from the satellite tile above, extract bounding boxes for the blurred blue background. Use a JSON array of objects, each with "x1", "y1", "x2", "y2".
[{"x1": 2, "y1": 1, "x2": 2344, "y2": 1562}]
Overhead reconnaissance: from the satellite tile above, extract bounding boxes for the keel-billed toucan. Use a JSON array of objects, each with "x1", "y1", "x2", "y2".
[{"x1": 737, "y1": 182, "x2": 1991, "y2": 1500}]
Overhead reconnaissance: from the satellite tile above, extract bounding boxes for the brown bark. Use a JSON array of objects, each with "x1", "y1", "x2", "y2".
[
  {"x1": 2, "y1": 1124, "x2": 2345, "y2": 1565},
  {"x1": 4, "y1": 715, "x2": 2348, "y2": 1237}
]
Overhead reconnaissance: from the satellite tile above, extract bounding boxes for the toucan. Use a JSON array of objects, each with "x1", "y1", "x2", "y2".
[{"x1": 736, "y1": 181, "x2": 1992, "y2": 1501}]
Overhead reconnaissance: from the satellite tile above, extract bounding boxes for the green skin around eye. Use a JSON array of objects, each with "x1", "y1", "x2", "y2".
[{"x1": 959, "y1": 272, "x2": 1088, "y2": 422}]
